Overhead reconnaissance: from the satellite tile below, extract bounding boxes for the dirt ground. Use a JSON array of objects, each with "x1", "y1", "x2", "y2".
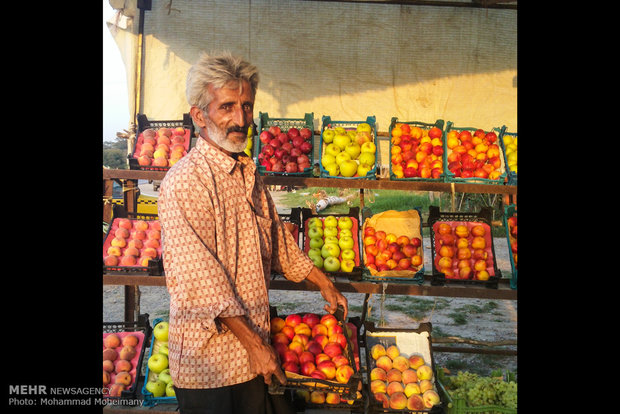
[{"x1": 103, "y1": 190, "x2": 517, "y2": 377}]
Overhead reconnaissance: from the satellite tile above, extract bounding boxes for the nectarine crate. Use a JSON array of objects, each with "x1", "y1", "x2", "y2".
[
  {"x1": 141, "y1": 317, "x2": 176, "y2": 407},
  {"x1": 318, "y1": 115, "x2": 380, "y2": 179},
  {"x1": 388, "y1": 117, "x2": 447, "y2": 182},
  {"x1": 364, "y1": 321, "x2": 444, "y2": 414},
  {"x1": 128, "y1": 113, "x2": 195, "y2": 171},
  {"x1": 427, "y1": 206, "x2": 502, "y2": 289},
  {"x1": 497, "y1": 126, "x2": 517, "y2": 186},
  {"x1": 502, "y1": 204, "x2": 517, "y2": 290},
  {"x1": 255, "y1": 112, "x2": 315, "y2": 176},
  {"x1": 300, "y1": 207, "x2": 364, "y2": 281},
  {"x1": 103, "y1": 313, "x2": 152, "y2": 401},
  {"x1": 270, "y1": 307, "x2": 363, "y2": 401},
  {"x1": 103, "y1": 213, "x2": 165, "y2": 276},
  {"x1": 360, "y1": 207, "x2": 425, "y2": 285},
  {"x1": 436, "y1": 378, "x2": 517, "y2": 414},
  {"x1": 442, "y1": 122, "x2": 507, "y2": 185}
]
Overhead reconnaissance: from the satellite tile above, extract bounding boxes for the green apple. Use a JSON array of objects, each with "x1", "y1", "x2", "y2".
[
  {"x1": 310, "y1": 255, "x2": 324, "y2": 268},
  {"x1": 358, "y1": 151, "x2": 375, "y2": 166},
  {"x1": 344, "y1": 142, "x2": 361, "y2": 159},
  {"x1": 324, "y1": 216, "x2": 338, "y2": 228},
  {"x1": 308, "y1": 247, "x2": 322, "y2": 261},
  {"x1": 357, "y1": 123, "x2": 372, "y2": 133},
  {"x1": 322, "y1": 129, "x2": 335, "y2": 143},
  {"x1": 339, "y1": 160, "x2": 358, "y2": 177},
  {"x1": 308, "y1": 226, "x2": 324, "y2": 239},
  {"x1": 325, "y1": 143, "x2": 341, "y2": 157},
  {"x1": 323, "y1": 226, "x2": 338, "y2": 238},
  {"x1": 145, "y1": 379, "x2": 167, "y2": 398},
  {"x1": 309, "y1": 237, "x2": 324, "y2": 249},
  {"x1": 337, "y1": 216, "x2": 353, "y2": 230},
  {"x1": 338, "y1": 236, "x2": 354, "y2": 250},
  {"x1": 158, "y1": 369, "x2": 173, "y2": 384},
  {"x1": 357, "y1": 163, "x2": 372, "y2": 177},
  {"x1": 324, "y1": 236, "x2": 339, "y2": 245},
  {"x1": 333, "y1": 134, "x2": 351, "y2": 151},
  {"x1": 158, "y1": 343, "x2": 169, "y2": 356},
  {"x1": 307, "y1": 217, "x2": 323, "y2": 229},
  {"x1": 338, "y1": 228, "x2": 352, "y2": 238},
  {"x1": 360, "y1": 141, "x2": 376, "y2": 154},
  {"x1": 324, "y1": 162, "x2": 339, "y2": 176},
  {"x1": 323, "y1": 256, "x2": 341, "y2": 272},
  {"x1": 153, "y1": 321, "x2": 169, "y2": 342},
  {"x1": 321, "y1": 242, "x2": 341, "y2": 259},
  {"x1": 341, "y1": 248, "x2": 356, "y2": 261},
  {"x1": 148, "y1": 353, "x2": 169, "y2": 374},
  {"x1": 335, "y1": 151, "x2": 351, "y2": 166},
  {"x1": 340, "y1": 259, "x2": 356, "y2": 273},
  {"x1": 321, "y1": 153, "x2": 337, "y2": 168},
  {"x1": 165, "y1": 382, "x2": 176, "y2": 397}
]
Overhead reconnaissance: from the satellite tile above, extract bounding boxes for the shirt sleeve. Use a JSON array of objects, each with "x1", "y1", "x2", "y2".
[{"x1": 158, "y1": 174, "x2": 247, "y2": 338}]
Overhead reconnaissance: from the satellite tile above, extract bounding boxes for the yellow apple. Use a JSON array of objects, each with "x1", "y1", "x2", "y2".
[
  {"x1": 344, "y1": 142, "x2": 361, "y2": 159},
  {"x1": 322, "y1": 129, "x2": 335, "y2": 143},
  {"x1": 357, "y1": 163, "x2": 372, "y2": 177},
  {"x1": 335, "y1": 151, "x2": 352, "y2": 165},
  {"x1": 361, "y1": 141, "x2": 376, "y2": 154},
  {"x1": 321, "y1": 153, "x2": 337, "y2": 168},
  {"x1": 358, "y1": 151, "x2": 375, "y2": 166},
  {"x1": 333, "y1": 134, "x2": 351, "y2": 151},
  {"x1": 325, "y1": 143, "x2": 341, "y2": 157},
  {"x1": 339, "y1": 160, "x2": 358, "y2": 177}
]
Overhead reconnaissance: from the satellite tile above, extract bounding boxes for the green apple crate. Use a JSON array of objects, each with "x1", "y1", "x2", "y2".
[
  {"x1": 141, "y1": 318, "x2": 176, "y2": 407},
  {"x1": 497, "y1": 126, "x2": 517, "y2": 186},
  {"x1": 318, "y1": 115, "x2": 379, "y2": 179}
]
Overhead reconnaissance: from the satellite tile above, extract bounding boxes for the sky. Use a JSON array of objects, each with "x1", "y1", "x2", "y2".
[{"x1": 103, "y1": 1, "x2": 130, "y2": 142}]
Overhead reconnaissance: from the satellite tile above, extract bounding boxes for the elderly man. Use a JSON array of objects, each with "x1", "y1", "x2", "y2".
[{"x1": 157, "y1": 51, "x2": 348, "y2": 414}]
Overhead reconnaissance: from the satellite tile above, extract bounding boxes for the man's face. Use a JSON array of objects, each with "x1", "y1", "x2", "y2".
[{"x1": 200, "y1": 80, "x2": 254, "y2": 154}]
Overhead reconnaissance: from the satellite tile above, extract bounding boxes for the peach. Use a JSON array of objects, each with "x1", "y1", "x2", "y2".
[
  {"x1": 309, "y1": 390, "x2": 325, "y2": 404},
  {"x1": 416, "y1": 364, "x2": 433, "y2": 380},
  {"x1": 281, "y1": 350, "x2": 299, "y2": 365},
  {"x1": 327, "y1": 324, "x2": 342, "y2": 337},
  {"x1": 104, "y1": 255, "x2": 119, "y2": 266},
  {"x1": 127, "y1": 239, "x2": 144, "y2": 250},
  {"x1": 143, "y1": 128, "x2": 156, "y2": 138},
  {"x1": 474, "y1": 259, "x2": 487, "y2": 271},
  {"x1": 388, "y1": 391, "x2": 407, "y2": 409},
  {"x1": 115, "y1": 359, "x2": 132, "y2": 373},
  {"x1": 375, "y1": 355, "x2": 393, "y2": 372},
  {"x1": 455, "y1": 225, "x2": 469, "y2": 238},
  {"x1": 311, "y1": 323, "x2": 328, "y2": 337},
  {"x1": 331, "y1": 354, "x2": 349, "y2": 368},
  {"x1": 122, "y1": 334, "x2": 139, "y2": 347},
  {"x1": 157, "y1": 127, "x2": 172, "y2": 138},
  {"x1": 323, "y1": 342, "x2": 343, "y2": 358},
  {"x1": 370, "y1": 367, "x2": 387, "y2": 381},
  {"x1": 373, "y1": 392, "x2": 389, "y2": 408},
  {"x1": 404, "y1": 382, "x2": 421, "y2": 397},
  {"x1": 310, "y1": 370, "x2": 327, "y2": 380},
  {"x1": 137, "y1": 256, "x2": 152, "y2": 267},
  {"x1": 103, "y1": 360, "x2": 115, "y2": 373},
  {"x1": 476, "y1": 269, "x2": 490, "y2": 280},
  {"x1": 392, "y1": 355, "x2": 410, "y2": 372},
  {"x1": 471, "y1": 236, "x2": 486, "y2": 249},
  {"x1": 328, "y1": 332, "x2": 347, "y2": 349},
  {"x1": 285, "y1": 314, "x2": 302, "y2": 328},
  {"x1": 370, "y1": 379, "x2": 387, "y2": 394},
  {"x1": 115, "y1": 228, "x2": 130, "y2": 239},
  {"x1": 119, "y1": 345, "x2": 137, "y2": 360},
  {"x1": 131, "y1": 230, "x2": 147, "y2": 240},
  {"x1": 153, "y1": 157, "x2": 169, "y2": 167},
  {"x1": 106, "y1": 246, "x2": 122, "y2": 257},
  {"x1": 386, "y1": 368, "x2": 402, "y2": 383},
  {"x1": 419, "y1": 379, "x2": 433, "y2": 393},
  {"x1": 103, "y1": 370, "x2": 110, "y2": 386},
  {"x1": 108, "y1": 383, "x2": 125, "y2": 397},
  {"x1": 123, "y1": 247, "x2": 140, "y2": 257},
  {"x1": 134, "y1": 220, "x2": 149, "y2": 231},
  {"x1": 120, "y1": 255, "x2": 137, "y2": 266},
  {"x1": 300, "y1": 361, "x2": 316, "y2": 376},
  {"x1": 282, "y1": 361, "x2": 299, "y2": 374},
  {"x1": 115, "y1": 371, "x2": 132, "y2": 386},
  {"x1": 315, "y1": 353, "x2": 331, "y2": 365},
  {"x1": 313, "y1": 334, "x2": 329, "y2": 349},
  {"x1": 408, "y1": 355, "x2": 425, "y2": 369},
  {"x1": 305, "y1": 340, "x2": 323, "y2": 356},
  {"x1": 320, "y1": 314, "x2": 338, "y2": 328},
  {"x1": 157, "y1": 136, "x2": 171, "y2": 146},
  {"x1": 151, "y1": 221, "x2": 161, "y2": 231},
  {"x1": 288, "y1": 341, "x2": 304, "y2": 355},
  {"x1": 325, "y1": 392, "x2": 341, "y2": 405},
  {"x1": 117, "y1": 218, "x2": 132, "y2": 230},
  {"x1": 401, "y1": 368, "x2": 418, "y2": 384},
  {"x1": 291, "y1": 334, "x2": 309, "y2": 347},
  {"x1": 335, "y1": 364, "x2": 354, "y2": 383},
  {"x1": 144, "y1": 239, "x2": 160, "y2": 251},
  {"x1": 471, "y1": 224, "x2": 486, "y2": 236},
  {"x1": 294, "y1": 323, "x2": 312, "y2": 337},
  {"x1": 423, "y1": 389, "x2": 440, "y2": 408},
  {"x1": 317, "y1": 360, "x2": 336, "y2": 380},
  {"x1": 103, "y1": 348, "x2": 118, "y2": 361},
  {"x1": 111, "y1": 237, "x2": 127, "y2": 248},
  {"x1": 270, "y1": 317, "x2": 285, "y2": 334},
  {"x1": 299, "y1": 351, "x2": 315, "y2": 365},
  {"x1": 370, "y1": 344, "x2": 386, "y2": 360},
  {"x1": 147, "y1": 229, "x2": 161, "y2": 240},
  {"x1": 407, "y1": 393, "x2": 425, "y2": 410},
  {"x1": 386, "y1": 381, "x2": 404, "y2": 396},
  {"x1": 142, "y1": 247, "x2": 158, "y2": 258},
  {"x1": 281, "y1": 325, "x2": 295, "y2": 340}
]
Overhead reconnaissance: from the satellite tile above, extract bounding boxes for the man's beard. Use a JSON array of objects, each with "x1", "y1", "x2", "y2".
[{"x1": 204, "y1": 116, "x2": 248, "y2": 154}]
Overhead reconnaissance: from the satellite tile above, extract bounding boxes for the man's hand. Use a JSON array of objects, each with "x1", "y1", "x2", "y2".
[{"x1": 305, "y1": 266, "x2": 348, "y2": 320}]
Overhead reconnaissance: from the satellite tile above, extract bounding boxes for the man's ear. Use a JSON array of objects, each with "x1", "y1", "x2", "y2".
[{"x1": 189, "y1": 106, "x2": 207, "y2": 129}]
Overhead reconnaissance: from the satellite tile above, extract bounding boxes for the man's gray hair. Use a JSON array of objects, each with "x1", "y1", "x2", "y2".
[{"x1": 186, "y1": 51, "x2": 259, "y2": 110}]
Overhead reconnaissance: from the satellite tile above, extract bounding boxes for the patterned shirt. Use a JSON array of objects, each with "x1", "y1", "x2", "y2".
[{"x1": 158, "y1": 137, "x2": 314, "y2": 389}]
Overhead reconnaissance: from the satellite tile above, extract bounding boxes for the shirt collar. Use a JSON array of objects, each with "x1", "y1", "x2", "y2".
[{"x1": 195, "y1": 137, "x2": 253, "y2": 175}]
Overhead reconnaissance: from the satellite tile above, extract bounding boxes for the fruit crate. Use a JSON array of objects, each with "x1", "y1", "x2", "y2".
[
  {"x1": 360, "y1": 207, "x2": 425, "y2": 285},
  {"x1": 427, "y1": 206, "x2": 502, "y2": 289},
  {"x1": 103, "y1": 313, "x2": 152, "y2": 401},
  {"x1": 301, "y1": 207, "x2": 364, "y2": 281},
  {"x1": 141, "y1": 318, "x2": 176, "y2": 407},
  {"x1": 442, "y1": 122, "x2": 507, "y2": 185},
  {"x1": 364, "y1": 321, "x2": 443, "y2": 413},
  {"x1": 291, "y1": 388, "x2": 366, "y2": 412},
  {"x1": 502, "y1": 204, "x2": 517, "y2": 290},
  {"x1": 255, "y1": 112, "x2": 315, "y2": 176},
  {"x1": 388, "y1": 118, "x2": 447, "y2": 182},
  {"x1": 270, "y1": 307, "x2": 363, "y2": 401},
  {"x1": 128, "y1": 113, "x2": 195, "y2": 171},
  {"x1": 103, "y1": 213, "x2": 164, "y2": 276},
  {"x1": 318, "y1": 115, "x2": 380, "y2": 179},
  {"x1": 436, "y1": 379, "x2": 517, "y2": 414},
  {"x1": 497, "y1": 126, "x2": 517, "y2": 186}
]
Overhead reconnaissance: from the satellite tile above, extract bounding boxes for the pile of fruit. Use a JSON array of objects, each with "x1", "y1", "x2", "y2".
[
  {"x1": 104, "y1": 218, "x2": 162, "y2": 267},
  {"x1": 270, "y1": 313, "x2": 359, "y2": 385},
  {"x1": 368, "y1": 343, "x2": 440, "y2": 410},
  {"x1": 320, "y1": 123, "x2": 376, "y2": 178},
  {"x1": 144, "y1": 321, "x2": 176, "y2": 398},
  {"x1": 257, "y1": 125, "x2": 313, "y2": 173},
  {"x1": 362, "y1": 226, "x2": 423, "y2": 273},
  {"x1": 443, "y1": 370, "x2": 517, "y2": 409},
  {"x1": 134, "y1": 127, "x2": 190, "y2": 168},
  {"x1": 445, "y1": 128, "x2": 503, "y2": 180},
  {"x1": 432, "y1": 221, "x2": 495, "y2": 280},
  {"x1": 103, "y1": 331, "x2": 144, "y2": 397},
  {"x1": 502, "y1": 133, "x2": 518, "y2": 174},
  {"x1": 506, "y1": 213, "x2": 517, "y2": 270},
  {"x1": 295, "y1": 388, "x2": 362, "y2": 406},
  {"x1": 390, "y1": 123, "x2": 444, "y2": 179},
  {"x1": 304, "y1": 216, "x2": 359, "y2": 273}
]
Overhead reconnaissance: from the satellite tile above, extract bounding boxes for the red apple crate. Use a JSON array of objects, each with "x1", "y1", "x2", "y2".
[
  {"x1": 103, "y1": 213, "x2": 164, "y2": 276},
  {"x1": 388, "y1": 117, "x2": 447, "y2": 182},
  {"x1": 300, "y1": 207, "x2": 364, "y2": 281},
  {"x1": 502, "y1": 204, "x2": 517, "y2": 290},
  {"x1": 103, "y1": 313, "x2": 152, "y2": 401},
  {"x1": 364, "y1": 321, "x2": 444, "y2": 414},
  {"x1": 255, "y1": 112, "x2": 315, "y2": 176},
  {"x1": 497, "y1": 126, "x2": 517, "y2": 186},
  {"x1": 270, "y1": 307, "x2": 363, "y2": 400},
  {"x1": 442, "y1": 122, "x2": 507, "y2": 185},
  {"x1": 141, "y1": 317, "x2": 176, "y2": 407},
  {"x1": 128, "y1": 113, "x2": 195, "y2": 171},
  {"x1": 318, "y1": 115, "x2": 380, "y2": 179},
  {"x1": 427, "y1": 206, "x2": 502, "y2": 289}
]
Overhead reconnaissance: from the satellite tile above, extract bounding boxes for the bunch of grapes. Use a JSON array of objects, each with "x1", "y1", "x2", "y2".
[{"x1": 446, "y1": 371, "x2": 517, "y2": 409}]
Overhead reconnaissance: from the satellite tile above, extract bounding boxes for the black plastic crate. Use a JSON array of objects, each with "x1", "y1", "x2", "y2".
[
  {"x1": 427, "y1": 206, "x2": 501, "y2": 288},
  {"x1": 103, "y1": 314, "x2": 152, "y2": 401}
]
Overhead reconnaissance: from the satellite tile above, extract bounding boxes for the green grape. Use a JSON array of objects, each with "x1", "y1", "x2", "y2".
[{"x1": 446, "y1": 371, "x2": 517, "y2": 409}]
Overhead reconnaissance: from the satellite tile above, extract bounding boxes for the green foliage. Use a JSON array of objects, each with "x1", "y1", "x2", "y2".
[{"x1": 103, "y1": 139, "x2": 129, "y2": 169}]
